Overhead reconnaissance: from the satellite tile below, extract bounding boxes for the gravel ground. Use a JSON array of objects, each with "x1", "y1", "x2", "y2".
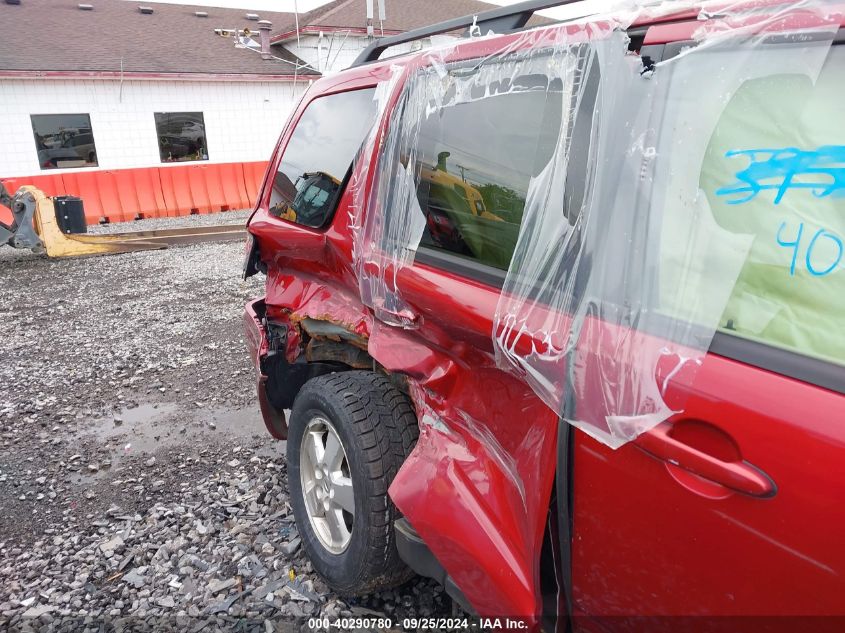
[{"x1": 0, "y1": 225, "x2": 454, "y2": 631}]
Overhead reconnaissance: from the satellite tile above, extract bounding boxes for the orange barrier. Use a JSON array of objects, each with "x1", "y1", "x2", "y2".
[
  {"x1": 220, "y1": 162, "x2": 250, "y2": 211},
  {"x1": 242, "y1": 161, "x2": 265, "y2": 207},
  {"x1": 1, "y1": 161, "x2": 266, "y2": 224},
  {"x1": 111, "y1": 169, "x2": 166, "y2": 220},
  {"x1": 158, "y1": 165, "x2": 197, "y2": 216},
  {"x1": 1, "y1": 174, "x2": 66, "y2": 226},
  {"x1": 185, "y1": 166, "x2": 213, "y2": 215},
  {"x1": 2, "y1": 174, "x2": 66, "y2": 199},
  {"x1": 202, "y1": 165, "x2": 227, "y2": 213},
  {"x1": 96, "y1": 171, "x2": 132, "y2": 223}
]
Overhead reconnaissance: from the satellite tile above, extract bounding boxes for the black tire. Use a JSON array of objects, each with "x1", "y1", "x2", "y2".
[{"x1": 287, "y1": 370, "x2": 419, "y2": 594}]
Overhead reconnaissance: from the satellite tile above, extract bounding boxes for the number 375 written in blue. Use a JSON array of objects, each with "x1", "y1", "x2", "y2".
[{"x1": 776, "y1": 221, "x2": 843, "y2": 277}]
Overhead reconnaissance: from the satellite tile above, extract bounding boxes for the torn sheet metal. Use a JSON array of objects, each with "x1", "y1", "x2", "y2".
[
  {"x1": 494, "y1": 2, "x2": 840, "y2": 448},
  {"x1": 347, "y1": 16, "x2": 632, "y2": 620},
  {"x1": 372, "y1": 324, "x2": 560, "y2": 620}
]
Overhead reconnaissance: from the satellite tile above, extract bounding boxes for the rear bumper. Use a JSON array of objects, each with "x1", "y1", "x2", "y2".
[{"x1": 243, "y1": 297, "x2": 288, "y2": 440}]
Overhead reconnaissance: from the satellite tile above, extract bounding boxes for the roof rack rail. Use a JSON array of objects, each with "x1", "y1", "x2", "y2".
[{"x1": 351, "y1": 0, "x2": 583, "y2": 67}]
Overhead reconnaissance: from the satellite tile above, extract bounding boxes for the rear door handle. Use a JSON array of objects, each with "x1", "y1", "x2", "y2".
[{"x1": 635, "y1": 422, "x2": 776, "y2": 498}]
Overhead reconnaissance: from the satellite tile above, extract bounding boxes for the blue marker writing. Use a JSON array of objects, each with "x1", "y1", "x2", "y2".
[
  {"x1": 776, "y1": 221, "x2": 843, "y2": 276},
  {"x1": 716, "y1": 146, "x2": 845, "y2": 205},
  {"x1": 776, "y1": 221, "x2": 803, "y2": 276},
  {"x1": 805, "y1": 228, "x2": 843, "y2": 276}
]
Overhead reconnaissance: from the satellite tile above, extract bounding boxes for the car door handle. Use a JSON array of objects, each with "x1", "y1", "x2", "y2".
[{"x1": 635, "y1": 422, "x2": 776, "y2": 498}]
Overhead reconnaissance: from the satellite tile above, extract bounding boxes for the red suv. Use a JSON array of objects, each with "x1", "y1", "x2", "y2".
[{"x1": 244, "y1": 1, "x2": 845, "y2": 629}]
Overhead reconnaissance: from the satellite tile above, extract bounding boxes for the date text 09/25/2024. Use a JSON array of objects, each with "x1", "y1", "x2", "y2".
[{"x1": 307, "y1": 617, "x2": 530, "y2": 630}]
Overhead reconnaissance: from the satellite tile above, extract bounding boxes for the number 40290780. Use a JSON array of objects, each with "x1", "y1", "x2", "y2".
[{"x1": 776, "y1": 221, "x2": 843, "y2": 277}]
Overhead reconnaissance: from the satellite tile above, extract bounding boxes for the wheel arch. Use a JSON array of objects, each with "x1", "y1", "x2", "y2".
[{"x1": 263, "y1": 317, "x2": 372, "y2": 402}]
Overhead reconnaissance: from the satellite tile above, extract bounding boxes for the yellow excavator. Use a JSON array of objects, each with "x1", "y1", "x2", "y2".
[
  {"x1": 420, "y1": 152, "x2": 505, "y2": 223},
  {"x1": 418, "y1": 152, "x2": 518, "y2": 268}
]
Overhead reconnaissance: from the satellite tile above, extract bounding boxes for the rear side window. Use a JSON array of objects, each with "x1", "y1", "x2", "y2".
[
  {"x1": 412, "y1": 72, "x2": 565, "y2": 270},
  {"x1": 269, "y1": 88, "x2": 377, "y2": 228},
  {"x1": 696, "y1": 45, "x2": 845, "y2": 366}
]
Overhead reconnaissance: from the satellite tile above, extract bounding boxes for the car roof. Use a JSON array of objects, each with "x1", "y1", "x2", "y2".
[{"x1": 305, "y1": 0, "x2": 843, "y2": 97}]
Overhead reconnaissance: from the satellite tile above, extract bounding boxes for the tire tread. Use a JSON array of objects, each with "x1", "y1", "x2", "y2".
[{"x1": 290, "y1": 371, "x2": 419, "y2": 594}]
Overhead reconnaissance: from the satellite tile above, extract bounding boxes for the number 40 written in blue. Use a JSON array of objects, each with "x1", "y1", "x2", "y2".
[{"x1": 776, "y1": 222, "x2": 843, "y2": 276}]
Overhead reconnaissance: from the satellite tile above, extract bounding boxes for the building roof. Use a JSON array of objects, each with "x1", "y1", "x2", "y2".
[
  {"x1": 271, "y1": 0, "x2": 553, "y2": 42},
  {"x1": 0, "y1": 0, "x2": 318, "y2": 79}
]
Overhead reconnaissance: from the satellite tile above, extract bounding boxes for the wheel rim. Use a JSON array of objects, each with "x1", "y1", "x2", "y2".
[{"x1": 299, "y1": 415, "x2": 355, "y2": 554}]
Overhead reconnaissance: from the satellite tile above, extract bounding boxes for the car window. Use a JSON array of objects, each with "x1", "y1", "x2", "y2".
[
  {"x1": 411, "y1": 72, "x2": 565, "y2": 270},
  {"x1": 69, "y1": 134, "x2": 92, "y2": 147},
  {"x1": 675, "y1": 45, "x2": 844, "y2": 367},
  {"x1": 269, "y1": 88, "x2": 377, "y2": 228}
]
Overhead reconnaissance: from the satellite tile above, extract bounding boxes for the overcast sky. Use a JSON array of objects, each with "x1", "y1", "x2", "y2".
[{"x1": 128, "y1": 0, "x2": 617, "y2": 20}]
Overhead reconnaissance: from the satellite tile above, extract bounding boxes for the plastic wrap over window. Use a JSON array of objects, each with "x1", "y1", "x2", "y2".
[
  {"x1": 353, "y1": 20, "x2": 635, "y2": 326},
  {"x1": 352, "y1": 1, "x2": 841, "y2": 447},
  {"x1": 349, "y1": 66, "x2": 407, "y2": 323},
  {"x1": 494, "y1": 1, "x2": 841, "y2": 447}
]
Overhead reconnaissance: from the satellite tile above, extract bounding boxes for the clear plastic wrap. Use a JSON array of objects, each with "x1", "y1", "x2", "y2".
[
  {"x1": 352, "y1": 20, "x2": 636, "y2": 327},
  {"x1": 352, "y1": 0, "x2": 841, "y2": 449},
  {"x1": 351, "y1": 63, "x2": 419, "y2": 327},
  {"x1": 494, "y1": 2, "x2": 840, "y2": 447}
]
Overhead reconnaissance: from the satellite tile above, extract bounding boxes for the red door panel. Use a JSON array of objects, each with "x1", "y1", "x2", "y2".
[{"x1": 572, "y1": 351, "x2": 845, "y2": 622}]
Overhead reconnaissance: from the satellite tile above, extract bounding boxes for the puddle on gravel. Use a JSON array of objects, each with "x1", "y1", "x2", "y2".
[
  {"x1": 92, "y1": 402, "x2": 181, "y2": 451},
  {"x1": 71, "y1": 402, "x2": 282, "y2": 484}
]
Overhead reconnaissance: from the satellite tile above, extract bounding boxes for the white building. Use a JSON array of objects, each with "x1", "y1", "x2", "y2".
[
  {"x1": 0, "y1": 0, "x2": 509, "y2": 222},
  {"x1": 0, "y1": 0, "x2": 319, "y2": 182}
]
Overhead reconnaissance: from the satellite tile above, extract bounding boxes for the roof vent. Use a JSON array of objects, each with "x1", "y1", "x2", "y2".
[
  {"x1": 5, "y1": 0, "x2": 22, "y2": 5},
  {"x1": 78, "y1": 3, "x2": 94, "y2": 10},
  {"x1": 195, "y1": 11, "x2": 208, "y2": 17},
  {"x1": 138, "y1": 5, "x2": 153, "y2": 14},
  {"x1": 245, "y1": 13, "x2": 259, "y2": 20}
]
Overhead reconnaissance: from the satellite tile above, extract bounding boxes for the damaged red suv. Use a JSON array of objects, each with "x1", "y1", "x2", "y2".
[{"x1": 244, "y1": 0, "x2": 845, "y2": 629}]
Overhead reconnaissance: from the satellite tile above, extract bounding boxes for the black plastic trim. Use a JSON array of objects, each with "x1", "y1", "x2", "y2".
[
  {"x1": 662, "y1": 38, "x2": 696, "y2": 60},
  {"x1": 639, "y1": 43, "x2": 665, "y2": 68},
  {"x1": 710, "y1": 332, "x2": 844, "y2": 395},
  {"x1": 415, "y1": 246, "x2": 507, "y2": 288},
  {"x1": 555, "y1": 423, "x2": 574, "y2": 621},
  {"x1": 394, "y1": 518, "x2": 476, "y2": 615},
  {"x1": 262, "y1": 323, "x2": 350, "y2": 410},
  {"x1": 660, "y1": 29, "x2": 844, "y2": 62}
]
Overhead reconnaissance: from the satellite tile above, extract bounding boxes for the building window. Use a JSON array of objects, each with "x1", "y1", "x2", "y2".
[
  {"x1": 31, "y1": 114, "x2": 98, "y2": 170},
  {"x1": 154, "y1": 112, "x2": 209, "y2": 163}
]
